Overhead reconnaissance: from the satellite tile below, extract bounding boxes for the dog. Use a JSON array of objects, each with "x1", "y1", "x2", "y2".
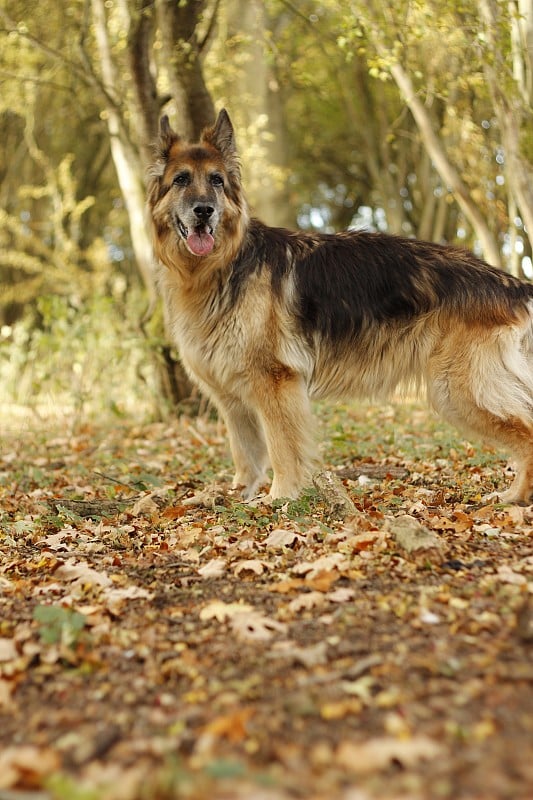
[{"x1": 147, "y1": 109, "x2": 533, "y2": 503}]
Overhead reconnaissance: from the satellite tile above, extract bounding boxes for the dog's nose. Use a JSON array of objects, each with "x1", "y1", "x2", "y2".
[{"x1": 193, "y1": 203, "x2": 214, "y2": 222}]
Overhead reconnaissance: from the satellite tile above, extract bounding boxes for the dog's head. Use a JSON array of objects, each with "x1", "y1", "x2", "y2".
[{"x1": 148, "y1": 109, "x2": 247, "y2": 267}]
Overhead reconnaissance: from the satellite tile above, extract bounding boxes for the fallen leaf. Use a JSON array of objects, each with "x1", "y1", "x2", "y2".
[
  {"x1": 201, "y1": 707, "x2": 254, "y2": 742},
  {"x1": 287, "y1": 591, "x2": 325, "y2": 613},
  {"x1": 387, "y1": 515, "x2": 444, "y2": 557},
  {"x1": 199, "y1": 600, "x2": 253, "y2": 622},
  {"x1": 0, "y1": 745, "x2": 61, "y2": 789},
  {"x1": 293, "y1": 553, "x2": 350, "y2": 578},
  {"x1": 0, "y1": 678, "x2": 14, "y2": 709},
  {"x1": 419, "y1": 609, "x2": 442, "y2": 625},
  {"x1": 197, "y1": 558, "x2": 227, "y2": 578},
  {"x1": 0, "y1": 638, "x2": 17, "y2": 662},
  {"x1": 339, "y1": 531, "x2": 384, "y2": 553},
  {"x1": 104, "y1": 585, "x2": 154, "y2": 614},
  {"x1": 182, "y1": 485, "x2": 226, "y2": 508},
  {"x1": 516, "y1": 597, "x2": 533, "y2": 641},
  {"x1": 279, "y1": 640, "x2": 329, "y2": 667},
  {"x1": 264, "y1": 529, "x2": 305, "y2": 548},
  {"x1": 270, "y1": 572, "x2": 341, "y2": 594},
  {"x1": 38, "y1": 531, "x2": 72, "y2": 551},
  {"x1": 321, "y1": 697, "x2": 363, "y2": 719},
  {"x1": 496, "y1": 565, "x2": 526, "y2": 586},
  {"x1": 431, "y1": 516, "x2": 466, "y2": 532},
  {"x1": 336, "y1": 735, "x2": 444, "y2": 774},
  {"x1": 230, "y1": 610, "x2": 287, "y2": 641},
  {"x1": 234, "y1": 559, "x2": 266, "y2": 577},
  {"x1": 327, "y1": 587, "x2": 356, "y2": 603},
  {"x1": 55, "y1": 560, "x2": 111, "y2": 588},
  {"x1": 161, "y1": 505, "x2": 189, "y2": 519},
  {"x1": 131, "y1": 495, "x2": 159, "y2": 516}
]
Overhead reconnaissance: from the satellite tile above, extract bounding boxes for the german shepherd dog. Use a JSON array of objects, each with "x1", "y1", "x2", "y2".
[{"x1": 147, "y1": 109, "x2": 533, "y2": 503}]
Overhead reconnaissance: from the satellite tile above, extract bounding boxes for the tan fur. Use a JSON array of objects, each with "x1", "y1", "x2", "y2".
[{"x1": 148, "y1": 111, "x2": 533, "y2": 503}]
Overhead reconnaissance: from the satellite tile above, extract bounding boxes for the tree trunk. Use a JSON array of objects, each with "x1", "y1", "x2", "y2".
[
  {"x1": 389, "y1": 61, "x2": 502, "y2": 266},
  {"x1": 222, "y1": 0, "x2": 290, "y2": 226},
  {"x1": 91, "y1": 0, "x2": 157, "y2": 302},
  {"x1": 127, "y1": 0, "x2": 160, "y2": 164},
  {"x1": 93, "y1": 0, "x2": 194, "y2": 404},
  {"x1": 478, "y1": 0, "x2": 533, "y2": 255},
  {"x1": 155, "y1": 0, "x2": 216, "y2": 139}
]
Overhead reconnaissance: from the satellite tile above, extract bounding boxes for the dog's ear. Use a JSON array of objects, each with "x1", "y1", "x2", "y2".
[
  {"x1": 202, "y1": 109, "x2": 236, "y2": 157},
  {"x1": 201, "y1": 109, "x2": 240, "y2": 177},
  {"x1": 157, "y1": 115, "x2": 180, "y2": 160}
]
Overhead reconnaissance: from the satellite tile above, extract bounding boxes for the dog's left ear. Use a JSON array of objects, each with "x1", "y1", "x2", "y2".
[
  {"x1": 157, "y1": 115, "x2": 180, "y2": 160},
  {"x1": 201, "y1": 109, "x2": 240, "y2": 177}
]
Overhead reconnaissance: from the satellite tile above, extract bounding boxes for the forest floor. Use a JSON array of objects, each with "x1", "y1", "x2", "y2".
[{"x1": 0, "y1": 401, "x2": 532, "y2": 800}]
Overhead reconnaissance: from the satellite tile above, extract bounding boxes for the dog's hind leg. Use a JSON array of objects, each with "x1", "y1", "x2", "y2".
[
  {"x1": 428, "y1": 325, "x2": 533, "y2": 503},
  {"x1": 499, "y1": 445, "x2": 533, "y2": 503},
  {"x1": 248, "y1": 367, "x2": 317, "y2": 500},
  {"x1": 217, "y1": 397, "x2": 270, "y2": 499},
  {"x1": 430, "y1": 384, "x2": 533, "y2": 502}
]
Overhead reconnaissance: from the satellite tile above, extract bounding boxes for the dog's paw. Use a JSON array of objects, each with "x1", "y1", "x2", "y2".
[
  {"x1": 232, "y1": 475, "x2": 270, "y2": 501},
  {"x1": 269, "y1": 480, "x2": 302, "y2": 501}
]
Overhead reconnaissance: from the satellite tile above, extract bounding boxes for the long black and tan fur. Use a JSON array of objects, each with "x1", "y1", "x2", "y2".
[{"x1": 147, "y1": 109, "x2": 533, "y2": 503}]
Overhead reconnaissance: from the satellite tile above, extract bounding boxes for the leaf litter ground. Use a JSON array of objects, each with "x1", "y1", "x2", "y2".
[{"x1": 0, "y1": 402, "x2": 532, "y2": 800}]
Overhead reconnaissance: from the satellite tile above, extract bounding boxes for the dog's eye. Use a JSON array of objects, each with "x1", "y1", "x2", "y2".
[
  {"x1": 210, "y1": 173, "x2": 224, "y2": 187},
  {"x1": 173, "y1": 172, "x2": 190, "y2": 187}
]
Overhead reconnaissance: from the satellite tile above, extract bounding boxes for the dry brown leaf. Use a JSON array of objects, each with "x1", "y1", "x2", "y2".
[
  {"x1": 55, "y1": 560, "x2": 112, "y2": 588},
  {"x1": 201, "y1": 707, "x2": 254, "y2": 742},
  {"x1": 0, "y1": 678, "x2": 15, "y2": 709},
  {"x1": 327, "y1": 587, "x2": 356, "y2": 603},
  {"x1": 339, "y1": 531, "x2": 384, "y2": 553},
  {"x1": 233, "y1": 559, "x2": 266, "y2": 577},
  {"x1": 197, "y1": 558, "x2": 227, "y2": 578},
  {"x1": 271, "y1": 640, "x2": 329, "y2": 667},
  {"x1": 230, "y1": 610, "x2": 287, "y2": 641},
  {"x1": 130, "y1": 495, "x2": 159, "y2": 516},
  {"x1": 0, "y1": 745, "x2": 61, "y2": 789},
  {"x1": 387, "y1": 515, "x2": 444, "y2": 557},
  {"x1": 287, "y1": 591, "x2": 325, "y2": 613},
  {"x1": 161, "y1": 505, "x2": 189, "y2": 519},
  {"x1": 321, "y1": 697, "x2": 363, "y2": 720},
  {"x1": 293, "y1": 553, "x2": 350, "y2": 578},
  {"x1": 104, "y1": 585, "x2": 154, "y2": 614},
  {"x1": 336, "y1": 735, "x2": 444, "y2": 774},
  {"x1": 496, "y1": 565, "x2": 527, "y2": 585},
  {"x1": 431, "y1": 515, "x2": 470, "y2": 532},
  {"x1": 269, "y1": 578, "x2": 307, "y2": 594},
  {"x1": 199, "y1": 600, "x2": 253, "y2": 622},
  {"x1": 264, "y1": 529, "x2": 305, "y2": 548},
  {"x1": 0, "y1": 637, "x2": 17, "y2": 662}
]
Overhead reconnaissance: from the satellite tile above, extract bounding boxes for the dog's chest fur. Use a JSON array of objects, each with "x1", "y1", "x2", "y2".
[{"x1": 159, "y1": 265, "x2": 279, "y2": 396}]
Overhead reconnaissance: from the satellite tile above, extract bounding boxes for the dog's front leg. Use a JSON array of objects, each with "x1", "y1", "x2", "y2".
[
  {"x1": 218, "y1": 398, "x2": 270, "y2": 499},
  {"x1": 251, "y1": 370, "x2": 317, "y2": 500}
]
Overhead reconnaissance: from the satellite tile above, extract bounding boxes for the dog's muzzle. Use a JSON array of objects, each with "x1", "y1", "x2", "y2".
[{"x1": 173, "y1": 206, "x2": 216, "y2": 256}]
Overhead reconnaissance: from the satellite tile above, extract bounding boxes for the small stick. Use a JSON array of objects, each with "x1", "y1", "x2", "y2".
[{"x1": 313, "y1": 470, "x2": 356, "y2": 519}]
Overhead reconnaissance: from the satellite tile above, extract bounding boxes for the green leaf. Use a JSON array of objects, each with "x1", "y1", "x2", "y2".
[{"x1": 33, "y1": 605, "x2": 87, "y2": 646}]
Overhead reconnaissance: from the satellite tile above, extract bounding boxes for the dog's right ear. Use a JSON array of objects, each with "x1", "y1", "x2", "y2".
[
  {"x1": 157, "y1": 115, "x2": 180, "y2": 160},
  {"x1": 201, "y1": 109, "x2": 240, "y2": 181}
]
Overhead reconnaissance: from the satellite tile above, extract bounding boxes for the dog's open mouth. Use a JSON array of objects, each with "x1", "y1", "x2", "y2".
[{"x1": 175, "y1": 216, "x2": 215, "y2": 256}]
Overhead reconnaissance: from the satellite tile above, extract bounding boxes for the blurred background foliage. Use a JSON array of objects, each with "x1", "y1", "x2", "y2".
[{"x1": 0, "y1": 0, "x2": 532, "y2": 424}]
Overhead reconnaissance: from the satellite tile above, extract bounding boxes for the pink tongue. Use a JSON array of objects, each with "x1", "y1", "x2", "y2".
[{"x1": 187, "y1": 230, "x2": 215, "y2": 256}]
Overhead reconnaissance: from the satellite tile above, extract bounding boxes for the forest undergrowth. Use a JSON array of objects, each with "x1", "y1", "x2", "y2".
[{"x1": 0, "y1": 401, "x2": 532, "y2": 800}]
